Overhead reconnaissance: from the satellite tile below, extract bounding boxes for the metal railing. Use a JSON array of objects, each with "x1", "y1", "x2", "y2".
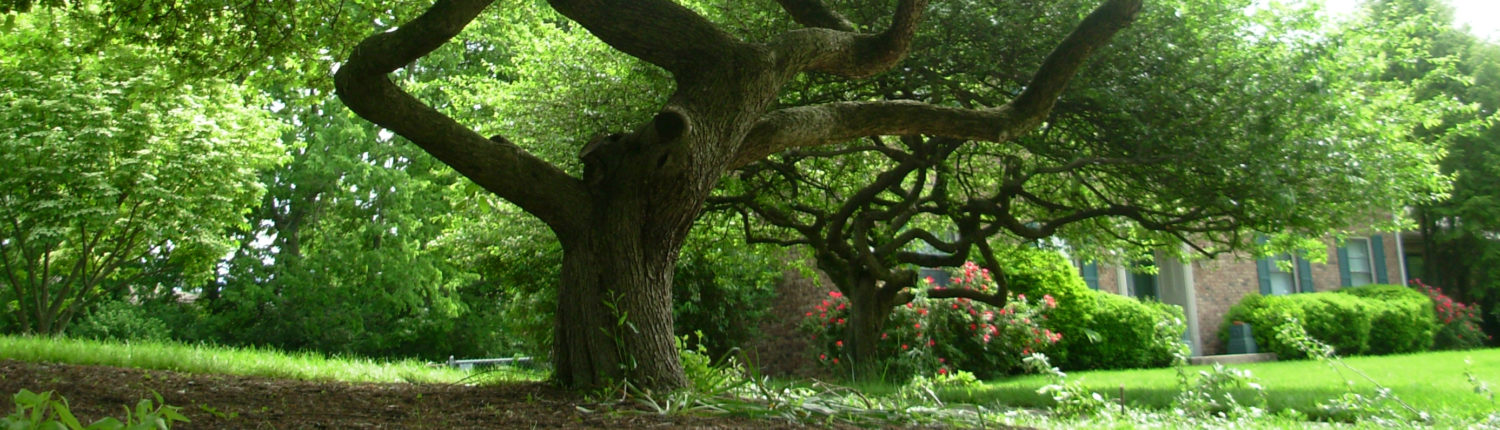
[{"x1": 445, "y1": 356, "x2": 534, "y2": 371}]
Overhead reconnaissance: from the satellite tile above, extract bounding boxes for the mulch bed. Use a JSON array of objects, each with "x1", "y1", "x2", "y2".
[{"x1": 0, "y1": 359, "x2": 869, "y2": 429}]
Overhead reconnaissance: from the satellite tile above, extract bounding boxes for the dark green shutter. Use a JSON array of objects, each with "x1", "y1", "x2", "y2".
[
  {"x1": 1256, "y1": 257, "x2": 1272, "y2": 295},
  {"x1": 1337, "y1": 245, "x2": 1352, "y2": 287},
  {"x1": 1081, "y1": 262, "x2": 1099, "y2": 290},
  {"x1": 1296, "y1": 257, "x2": 1315, "y2": 293},
  {"x1": 1255, "y1": 235, "x2": 1272, "y2": 294},
  {"x1": 1371, "y1": 235, "x2": 1388, "y2": 284}
]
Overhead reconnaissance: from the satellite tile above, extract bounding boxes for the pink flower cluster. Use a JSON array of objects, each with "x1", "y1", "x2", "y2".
[
  {"x1": 801, "y1": 262, "x2": 1066, "y2": 377},
  {"x1": 1412, "y1": 279, "x2": 1493, "y2": 343}
]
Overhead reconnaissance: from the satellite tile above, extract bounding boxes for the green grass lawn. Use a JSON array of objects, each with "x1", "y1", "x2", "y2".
[
  {"x1": 0, "y1": 335, "x2": 544, "y2": 384},
  {"x1": 940, "y1": 348, "x2": 1500, "y2": 421}
]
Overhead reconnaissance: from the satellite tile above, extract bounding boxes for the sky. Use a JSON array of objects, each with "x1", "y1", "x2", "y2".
[{"x1": 1320, "y1": 0, "x2": 1500, "y2": 41}]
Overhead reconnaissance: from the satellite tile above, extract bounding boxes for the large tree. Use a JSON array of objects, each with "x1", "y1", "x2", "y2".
[
  {"x1": 708, "y1": 0, "x2": 1453, "y2": 371},
  {"x1": 335, "y1": 0, "x2": 1146, "y2": 389}
]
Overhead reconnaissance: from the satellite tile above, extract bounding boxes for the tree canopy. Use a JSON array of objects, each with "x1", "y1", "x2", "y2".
[{"x1": 0, "y1": 8, "x2": 284, "y2": 334}]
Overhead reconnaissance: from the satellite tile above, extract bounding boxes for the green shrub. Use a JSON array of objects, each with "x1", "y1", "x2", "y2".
[
  {"x1": 1001, "y1": 249, "x2": 1185, "y2": 371},
  {"x1": 1336, "y1": 284, "x2": 1437, "y2": 354},
  {"x1": 673, "y1": 246, "x2": 779, "y2": 360},
  {"x1": 802, "y1": 264, "x2": 1061, "y2": 381},
  {"x1": 67, "y1": 300, "x2": 172, "y2": 343},
  {"x1": 1052, "y1": 292, "x2": 1185, "y2": 370},
  {"x1": 1220, "y1": 293, "x2": 1307, "y2": 359},
  {"x1": 1296, "y1": 293, "x2": 1373, "y2": 356},
  {"x1": 1225, "y1": 293, "x2": 1374, "y2": 359},
  {"x1": 1413, "y1": 280, "x2": 1491, "y2": 350},
  {"x1": 1000, "y1": 249, "x2": 1098, "y2": 370}
]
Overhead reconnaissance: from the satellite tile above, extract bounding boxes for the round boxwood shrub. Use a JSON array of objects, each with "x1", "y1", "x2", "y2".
[
  {"x1": 1055, "y1": 292, "x2": 1185, "y2": 370},
  {"x1": 1296, "y1": 293, "x2": 1373, "y2": 356},
  {"x1": 1335, "y1": 284, "x2": 1436, "y2": 354},
  {"x1": 1220, "y1": 293, "x2": 1307, "y2": 359}
]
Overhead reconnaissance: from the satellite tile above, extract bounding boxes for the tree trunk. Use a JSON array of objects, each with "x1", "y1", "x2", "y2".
[
  {"x1": 553, "y1": 226, "x2": 689, "y2": 390},
  {"x1": 841, "y1": 276, "x2": 896, "y2": 379},
  {"x1": 550, "y1": 113, "x2": 709, "y2": 391}
]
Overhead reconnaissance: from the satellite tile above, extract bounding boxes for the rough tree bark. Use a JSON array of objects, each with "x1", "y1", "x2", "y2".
[{"x1": 335, "y1": 0, "x2": 1142, "y2": 390}]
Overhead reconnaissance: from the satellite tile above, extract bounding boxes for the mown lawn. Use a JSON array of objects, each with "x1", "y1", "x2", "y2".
[
  {"x1": 0, "y1": 335, "x2": 543, "y2": 384},
  {"x1": 940, "y1": 348, "x2": 1500, "y2": 421}
]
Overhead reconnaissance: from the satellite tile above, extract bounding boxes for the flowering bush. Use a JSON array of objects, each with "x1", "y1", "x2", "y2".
[
  {"x1": 802, "y1": 262, "x2": 1061, "y2": 380},
  {"x1": 1412, "y1": 279, "x2": 1491, "y2": 350}
]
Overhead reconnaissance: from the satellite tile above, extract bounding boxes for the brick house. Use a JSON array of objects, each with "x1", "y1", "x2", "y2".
[{"x1": 1075, "y1": 230, "x2": 1408, "y2": 356}]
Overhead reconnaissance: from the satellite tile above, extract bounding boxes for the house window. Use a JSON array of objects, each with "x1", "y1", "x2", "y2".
[
  {"x1": 1258, "y1": 253, "x2": 1313, "y2": 295},
  {"x1": 1338, "y1": 235, "x2": 1388, "y2": 287},
  {"x1": 1128, "y1": 259, "x2": 1157, "y2": 300},
  {"x1": 1266, "y1": 254, "x2": 1299, "y2": 295},
  {"x1": 1075, "y1": 260, "x2": 1099, "y2": 291},
  {"x1": 1345, "y1": 238, "x2": 1373, "y2": 287}
]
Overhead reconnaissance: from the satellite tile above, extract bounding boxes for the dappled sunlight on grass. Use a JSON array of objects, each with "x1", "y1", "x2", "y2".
[{"x1": 0, "y1": 334, "x2": 545, "y2": 385}]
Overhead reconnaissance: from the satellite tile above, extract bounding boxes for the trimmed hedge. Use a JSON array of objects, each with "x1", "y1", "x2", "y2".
[
  {"x1": 1221, "y1": 284, "x2": 1438, "y2": 359},
  {"x1": 1336, "y1": 284, "x2": 1437, "y2": 354}
]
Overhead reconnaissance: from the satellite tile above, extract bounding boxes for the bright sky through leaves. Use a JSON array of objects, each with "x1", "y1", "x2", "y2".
[{"x1": 1322, "y1": 0, "x2": 1499, "y2": 40}]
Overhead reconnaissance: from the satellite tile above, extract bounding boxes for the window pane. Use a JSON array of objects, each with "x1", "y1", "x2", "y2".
[
  {"x1": 1352, "y1": 273, "x2": 1373, "y2": 286},
  {"x1": 1269, "y1": 254, "x2": 1297, "y2": 294},
  {"x1": 1270, "y1": 272, "x2": 1295, "y2": 295},
  {"x1": 1347, "y1": 238, "x2": 1371, "y2": 275}
]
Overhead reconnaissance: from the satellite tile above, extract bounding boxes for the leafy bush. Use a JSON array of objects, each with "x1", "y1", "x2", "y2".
[
  {"x1": 1221, "y1": 294, "x2": 1308, "y2": 359},
  {"x1": 67, "y1": 300, "x2": 171, "y2": 343},
  {"x1": 672, "y1": 246, "x2": 779, "y2": 361},
  {"x1": 1055, "y1": 292, "x2": 1186, "y2": 371},
  {"x1": 1413, "y1": 279, "x2": 1492, "y2": 350},
  {"x1": 1336, "y1": 284, "x2": 1437, "y2": 354},
  {"x1": 1296, "y1": 293, "x2": 1373, "y2": 355},
  {"x1": 1218, "y1": 292, "x2": 1392, "y2": 359},
  {"x1": 803, "y1": 262, "x2": 1060, "y2": 381},
  {"x1": 999, "y1": 249, "x2": 1185, "y2": 371}
]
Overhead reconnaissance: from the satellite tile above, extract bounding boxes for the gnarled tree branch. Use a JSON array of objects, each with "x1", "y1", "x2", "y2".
[
  {"x1": 546, "y1": 0, "x2": 746, "y2": 75},
  {"x1": 774, "y1": 0, "x2": 855, "y2": 31},
  {"x1": 771, "y1": 0, "x2": 929, "y2": 79},
  {"x1": 335, "y1": 0, "x2": 589, "y2": 240},
  {"x1": 738, "y1": 0, "x2": 1144, "y2": 167}
]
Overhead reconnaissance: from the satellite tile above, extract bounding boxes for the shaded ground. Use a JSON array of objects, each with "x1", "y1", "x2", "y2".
[{"x1": 0, "y1": 359, "x2": 869, "y2": 429}]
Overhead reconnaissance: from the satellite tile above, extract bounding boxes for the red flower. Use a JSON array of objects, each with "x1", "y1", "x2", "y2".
[
  {"x1": 927, "y1": 338, "x2": 935, "y2": 347},
  {"x1": 836, "y1": 340, "x2": 844, "y2": 347},
  {"x1": 914, "y1": 323, "x2": 922, "y2": 329},
  {"x1": 901, "y1": 344, "x2": 909, "y2": 350},
  {"x1": 819, "y1": 354, "x2": 827, "y2": 361},
  {"x1": 881, "y1": 332, "x2": 889, "y2": 339},
  {"x1": 938, "y1": 367, "x2": 949, "y2": 375},
  {"x1": 829, "y1": 291, "x2": 843, "y2": 298},
  {"x1": 833, "y1": 358, "x2": 839, "y2": 364}
]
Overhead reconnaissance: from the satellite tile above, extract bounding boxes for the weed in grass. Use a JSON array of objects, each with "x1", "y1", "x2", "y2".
[
  {"x1": 1023, "y1": 353, "x2": 1112, "y2": 417},
  {"x1": 1171, "y1": 346, "x2": 1267, "y2": 419},
  {"x1": 1276, "y1": 318, "x2": 1431, "y2": 425},
  {"x1": 197, "y1": 404, "x2": 239, "y2": 420}
]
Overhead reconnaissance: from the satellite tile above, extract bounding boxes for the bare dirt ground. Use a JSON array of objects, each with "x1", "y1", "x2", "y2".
[{"x1": 0, "y1": 359, "x2": 880, "y2": 429}]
